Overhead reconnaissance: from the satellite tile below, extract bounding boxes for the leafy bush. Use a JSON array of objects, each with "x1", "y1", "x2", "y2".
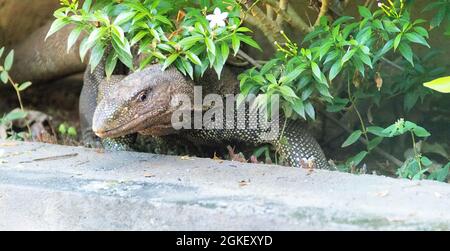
[
  {"x1": 45, "y1": 0, "x2": 449, "y2": 182},
  {"x1": 47, "y1": 0, "x2": 259, "y2": 79}
]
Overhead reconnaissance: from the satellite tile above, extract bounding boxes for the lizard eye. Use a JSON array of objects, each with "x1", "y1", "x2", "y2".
[
  {"x1": 139, "y1": 93, "x2": 147, "y2": 102},
  {"x1": 137, "y1": 89, "x2": 151, "y2": 102}
]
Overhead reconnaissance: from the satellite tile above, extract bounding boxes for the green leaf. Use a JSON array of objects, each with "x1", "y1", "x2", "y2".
[
  {"x1": 82, "y1": 0, "x2": 92, "y2": 11},
  {"x1": 162, "y1": 54, "x2": 179, "y2": 70},
  {"x1": 205, "y1": 37, "x2": 216, "y2": 55},
  {"x1": 150, "y1": 28, "x2": 160, "y2": 42},
  {"x1": 58, "y1": 123, "x2": 67, "y2": 135},
  {"x1": 45, "y1": 19, "x2": 69, "y2": 40},
  {"x1": 18, "y1": 81, "x2": 32, "y2": 91},
  {"x1": 220, "y1": 42, "x2": 230, "y2": 63},
  {"x1": 383, "y1": 20, "x2": 400, "y2": 33},
  {"x1": 279, "y1": 86, "x2": 298, "y2": 98},
  {"x1": 178, "y1": 35, "x2": 204, "y2": 50},
  {"x1": 4, "y1": 110, "x2": 27, "y2": 122},
  {"x1": 89, "y1": 44, "x2": 106, "y2": 73},
  {"x1": 413, "y1": 126, "x2": 431, "y2": 137},
  {"x1": 182, "y1": 59, "x2": 194, "y2": 79},
  {"x1": 367, "y1": 126, "x2": 387, "y2": 137},
  {"x1": 341, "y1": 130, "x2": 362, "y2": 148},
  {"x1": 358, "y1": 52, "x2": 373, "y2": 69},
  {"x1": 131, "y1": 31, "x2": 147, "y2": 46},
  {"x1": 265, "y1": 74, "x2": 277, "y2": 85},
  {"x1": 4, "y1": 50, "x2": 14, "y2": 71},
  {"x1": 87, "y1": 28, "x2": 104, "y2": 46},
  {"x1": 428, "y1": 163, "x2": 450, "y2": 182},
  {"x1": 67, "y1": 27, "x2": 83, "y2": 53},
  {"x1": 67, "y1": 127, "x2": 77, "y2": 137},
  {"x1": 398, "y1": 43, "x2": 414, "y2": 66},
  {"x1": 358, "y1": 6, "x2": 372, "y2": 19},
  {"x1": 279, "y1": 67, "x2": 304, "y2": 84},
  {"x1": 347, "y1": 151, "x2": 368, "y2": 167},
  {"x1": 368, "y1": 137, "x2": 383, "y2": 151},
  {"x1": 105, "y1": 52, "x2": 118, "y2": 78},
  {"x1": 393, "y1": 34, "x2": 402, "y2": 51},
  {"x1": 311, "y1": 61, "x2": 322, "y2": 81},
  {"x1": 329, "y1": 60, "x2": 342, "y2": 81},
  {"x1": 292, "y1": 99, "x2": 306, "y2": 119},
  {"x1": 236, "y1": 27, "x2": 252, "y2": 33},
  {"x1": 1, "y1": 71, "x2": 9, "y2": 84},
  {"x1": 157, "y1": 44, "x2": 175, "y2": 53},
  {"x1": 420, "y1": 156, "x2": 432, "y2": 166},
  {"x1": 79, "y1": 38, "x2": 90, "y2": 62},
  {"x1": 231, "y1": 35, "x2": 240, "y2": 56},
  {"x1": 304, "y1": 102, "x2": 315, "y2": 120},
  {"x1": 111, "y1": 34, "x2": 133, "y2": 69},
  {"x1": 405, "y1": 32, "x2": 430, "y2": 48},
  {"x1": 185, "y1": 51, "x2": 202, "y2": 66},
  {"x1": 238, "y1": 34, "x2": 261, "y2": 51},
  {"x1": 113, "y1": 11, "x2": 135, "y2": 26},
  {"x1": 0, "y1": 47, "x2": 4, "y2": 58},
  {"x1": 430, "y1": 7, "x2": 446, "y2": 28},
  {"x1": 374, "y1": 39, "x2": 393, "y2": 61},
  {"x1": 213, "y1": 48, "x2": 225, "y2": 78},
  {"x1": 342, "y1": 49, "x2": 356, "y2": 64},
  {"x1": 413, "y1": 26, "x2": 429, "y2": 38}
]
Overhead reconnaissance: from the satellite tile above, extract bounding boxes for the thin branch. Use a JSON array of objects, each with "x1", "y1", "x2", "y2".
[
  {"x1": 381, "y1": 57, "x2": 405, "y2": 71},
  {"x1": 237, "y1": 50, "x2": 262, "y2": 68},
  {"x1": 314, "y1": 0, "x2": 329, "y2": 26},
  {"x1": 261, "y1": 0, "x2": 312, "y2": 33}
]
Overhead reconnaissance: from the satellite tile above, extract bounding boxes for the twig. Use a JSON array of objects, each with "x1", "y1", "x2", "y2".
[
  {"x1": 19, "y1": 153, "x2": 79, "y2": 163},
  {"x1": 237, "y1": 50, "x2": 262, "y2": 68},
  {"x1": 381, "y1": 57, "x2": 405, "y2": 71}
]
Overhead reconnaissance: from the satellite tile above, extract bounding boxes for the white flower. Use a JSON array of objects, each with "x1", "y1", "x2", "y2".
[{"x1": 206, "y1": 8, "x2": 228, "y2": 29}]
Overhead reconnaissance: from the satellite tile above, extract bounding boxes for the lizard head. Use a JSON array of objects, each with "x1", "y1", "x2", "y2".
[{"x1": 92, "y1": 63, "x2": 194, "y2": 138}]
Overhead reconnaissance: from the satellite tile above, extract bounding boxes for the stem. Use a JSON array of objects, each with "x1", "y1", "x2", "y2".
[
  {"x1": 347, "y1": 77, "x2": 369, "y2": 144},
  {"x1": 410, "y1": 131, "x2": 422, "y2": 170},
  {"x1": 7, "y1": 75, "x2": 32, "y2": 137}
]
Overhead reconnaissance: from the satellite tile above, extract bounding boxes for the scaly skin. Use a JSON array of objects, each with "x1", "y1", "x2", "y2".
[{"x1": 92, "y1": 64, "x2": 329, "y2": 169}]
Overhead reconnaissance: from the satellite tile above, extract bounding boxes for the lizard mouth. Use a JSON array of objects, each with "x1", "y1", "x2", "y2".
[{"x1": 93, "y1": 111, "x2": 171, "y2": 138}]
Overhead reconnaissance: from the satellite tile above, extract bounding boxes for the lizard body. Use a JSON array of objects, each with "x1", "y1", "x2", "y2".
[{"x1": 92, "y1": 63, "x2": 329, "y2": 169}]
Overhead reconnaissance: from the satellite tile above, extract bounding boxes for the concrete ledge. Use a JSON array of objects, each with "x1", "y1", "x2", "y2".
[{"x1": 0, "y1": 140, "x2": 449, "y2": 230}]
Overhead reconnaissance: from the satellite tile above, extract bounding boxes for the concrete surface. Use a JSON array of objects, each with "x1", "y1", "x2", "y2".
[{"x1": 0, "y1": 140, "x2": 449, "y2": 230}]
